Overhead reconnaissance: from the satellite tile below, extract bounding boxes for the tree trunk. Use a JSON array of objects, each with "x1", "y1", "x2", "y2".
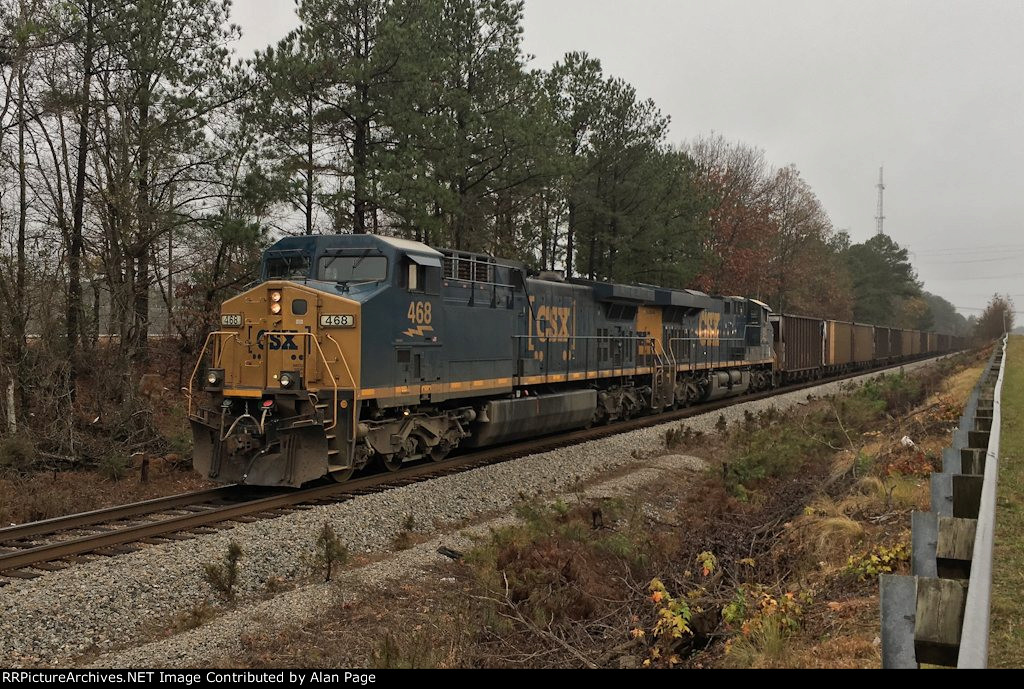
[
  {"x1": 352, "y1": 115, "x2": 367, "y2": 234},
  {"x1": 67, "y1": 0, "x2": 96, "y2": 393},
  {"x1": 13, "y1": 52, "x2": 28, "y2": 421},
  {"x1": 133, "y1": 83, "x2": 152, "y2": 363},
  {"x1": 566, "y1": 199, "x2": 576, "y2": 277},
  {"x1": 305, "y1": 94, "x2": 314, "y2": 235}
]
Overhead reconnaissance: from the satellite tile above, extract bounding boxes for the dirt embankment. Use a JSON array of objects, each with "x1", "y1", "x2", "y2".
[{"x1": 206, "y1": 351, "x2": 985, "y2": 669}]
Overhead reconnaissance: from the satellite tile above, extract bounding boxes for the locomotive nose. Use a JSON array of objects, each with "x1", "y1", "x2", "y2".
[
  {"x1": 190, "y1": 281, "x2": 363, "y2": 486},
  {"x1": 211, "y1": 282, "x2": 359, "y2": 396}
]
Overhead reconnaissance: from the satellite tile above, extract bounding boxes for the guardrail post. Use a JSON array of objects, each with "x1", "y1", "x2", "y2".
[
  {"x1": 914, "y1": 577, "x2": 968, "y2": 666},
  {"x1": 929, "y1": 472, "x2": 954, "y2": 516},
  {"x1": 911, "y1": 512, "x2": 938, "y2": 576},
  {"x1": 941, "y1": 447, "x2": 961, "y2": 474},
  {"x1": 880, "y1": 574, "x2": 919, "y2": 668}
]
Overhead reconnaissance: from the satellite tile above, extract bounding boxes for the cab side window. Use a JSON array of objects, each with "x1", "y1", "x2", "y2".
[
  {"x1": 407, "y1": 262, "x2": 425, "y2": 293},
  {"x1": 404, "y1": 259, "x2": 441, "y2": 296}
]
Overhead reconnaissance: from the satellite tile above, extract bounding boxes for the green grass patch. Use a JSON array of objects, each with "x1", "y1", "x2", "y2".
[
  {"x1": 720, "y1": 372, "x2": 926, "y2": 498},
  {"x1": 991, "y1": 336, "x2": 1024, "y2": 667}
]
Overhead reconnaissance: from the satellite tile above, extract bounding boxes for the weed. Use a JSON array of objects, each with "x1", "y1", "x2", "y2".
[
  {"x1": 392, "y1": 531, "x2": 413, "y2": 551},
  {"x1": 264, "y1": 576, "x2": 293, "y2": 595},
  {"x1": 371, "y1": 632, "x2": 438, "y2": 669},
  {"x1": 204, "y1": 541, "x2": 243, "y2": 600},
  {"x1": 97, "y1": 452, "x2": 130, "y2": 481},
  {"x1": 664, "y1": 424, "x2": 702, "y2": 449},
  {"x1": 844, "y1": 541, "x2": 910, "y2": 580},
  {"x1": 308, "y1": 522, "x2": 349, "y2": 582},
  {"x1": 169, "y1": 601, "x2": 218, "y2": 632},
  {"x1": 722, "y1": 585, "x2": 807, "y2": 668},
  {"x1": 643, "y1": 578, "x2": 692, "y2": 666},
  {"x1": 854, "y1": 451, "x2": 875, "y2": 476}
]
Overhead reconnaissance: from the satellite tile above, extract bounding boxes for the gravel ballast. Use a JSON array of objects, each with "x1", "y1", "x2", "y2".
[
  {"x1": 92, "y1": 453, "x2": 709, "y2": 668},
  {"x1": 0, "y1": 359, "x2": 941, "y2": 667}
]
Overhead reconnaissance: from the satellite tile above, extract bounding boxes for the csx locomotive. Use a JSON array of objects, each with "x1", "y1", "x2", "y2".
[
  {"x1": 188, "y1": 234, "x2": 778, "y2": 486},
  {"x1": 189, "y1": 234, "x2": 962, "y2": 487}
]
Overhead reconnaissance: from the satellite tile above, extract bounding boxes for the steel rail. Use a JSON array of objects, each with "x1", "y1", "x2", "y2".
[
  {"x1": 0, "y1": 353, "x2": 950, "y2": 577},
  {"x1": 0, "y1": 485, "x2": 244, "y2": 543}
]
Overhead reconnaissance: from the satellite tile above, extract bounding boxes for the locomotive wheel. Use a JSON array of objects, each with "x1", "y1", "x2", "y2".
[
  {"x1": 429, "y1": 442, "x2": 451, "y2": 462},
  {"x1": 329, "y1": 465, "x2": 356, "y2": 483},
  {"x1": 379, "y1": 453, "x2": 403, "y2": 472}
]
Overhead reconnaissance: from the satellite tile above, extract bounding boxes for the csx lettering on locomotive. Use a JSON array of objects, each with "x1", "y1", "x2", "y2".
[{"x1": 256, "y1": 329, "x2": 299, "y2": 351}]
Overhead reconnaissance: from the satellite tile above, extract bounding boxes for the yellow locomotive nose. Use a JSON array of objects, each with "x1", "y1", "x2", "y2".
[
  {"x1": 213, "y1": 282, "x2": 361, "y2": 395},
  {"x1": 189, "y1": 280, "x2": 363, "y2": 487}
]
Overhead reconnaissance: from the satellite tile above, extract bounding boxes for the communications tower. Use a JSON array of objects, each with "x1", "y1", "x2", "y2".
[{"x1": 875, "y1": 166, "x2": 885, "y2": 236}]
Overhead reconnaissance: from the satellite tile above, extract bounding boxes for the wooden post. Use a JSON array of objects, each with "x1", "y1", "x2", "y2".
[
  {"x1": 914, "y1": 576, "x2": 968, "y2": 666},
  {"x1": 952, "y1": 475, "x2": 984, "y2": 519},
  {"x1": 936, "y1": 517, "x2": 977, "y2": 580}
]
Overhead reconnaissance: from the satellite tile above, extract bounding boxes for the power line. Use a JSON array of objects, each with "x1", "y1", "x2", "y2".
[
  {"x1": 924, "y1": 273, "x2": 1023, "y2": 281},
  {"x1": 953, "y1": 306, "x2": 1021, "y2": 314},
  {"x1": 913, "y1": 244, "x2": 1024, "y2": 256},
  {"x1": 918, "y1": 254, "x2": 1024, "y2": 265}
]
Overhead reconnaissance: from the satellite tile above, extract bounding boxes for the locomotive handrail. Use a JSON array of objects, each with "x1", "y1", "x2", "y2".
[
  {"x1": 186, "y1": 330, "x2": 245, "y2": 418},
  {"x1": 667, "y1": 335, "x2": 752, "y2": 374},
  {"x1": 325, "y1": 333, "x2": 359, "y2": 442},
  {"x1": 512, "y1": 334, "x2": 661, "y2": 377},
  {"x1": 257, "y1": 330, "x2": 351, "y2": 434}
]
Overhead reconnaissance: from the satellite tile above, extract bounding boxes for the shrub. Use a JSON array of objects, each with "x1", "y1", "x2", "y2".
[
  {"x1": 844, "y1": 541, "x2": 910, "y2": 581},
  {"x1": 97, "y1": 451, "x2": 130, "y2": 481},
  {"x1": 309, "y1": 522, "x2": 349, "y2": 582},
  {"x1": 724, "y1": 424, "x2": 818, "y2": 497},
  {"x1": 204, "y1": 541, "x2": 243, "y2": 600},
  {"x1": 722, "y1": 586, "x2": 806, "y2": 668},
  {"x1": 0, "y1": 434, "x2": 37, "y2": 474}
]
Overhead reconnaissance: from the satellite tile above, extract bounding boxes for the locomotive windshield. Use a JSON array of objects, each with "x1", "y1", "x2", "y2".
[
  {"x1": 318, "y1": 252, "x2": 388, "y2": 283},
  {"x1": 264, "y1": 251, "x2": 311, "y2": 279}
]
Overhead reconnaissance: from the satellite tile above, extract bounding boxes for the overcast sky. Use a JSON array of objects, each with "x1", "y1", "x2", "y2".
[{"x1": 230, "y1": 0, "x2": 1024, "y2": 318}]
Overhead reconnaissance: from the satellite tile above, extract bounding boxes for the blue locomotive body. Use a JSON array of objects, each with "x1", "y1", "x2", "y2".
[{"x1": 189, "y1": 234, "x2": 778, "y2": 486}]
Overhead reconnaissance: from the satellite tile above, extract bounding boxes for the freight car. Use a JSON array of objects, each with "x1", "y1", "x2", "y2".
[
  {"x1": 770, "y1": 315, "x2": 963, "y2": 383},
  {"x1": 768, "y1": 313, "x2": 823, "y2": 383},
  {"x1": 188, "y1": 235, "x2": 775, "y2": 487}
]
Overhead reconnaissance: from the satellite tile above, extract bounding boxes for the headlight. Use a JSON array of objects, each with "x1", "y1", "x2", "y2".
[
  {"x1": 205, "y1": 368, "x2": 224, "y2": 389},
  {"x1": 269, "y1": 290, "x2": 283, "y2": 315},
  {"x1": 279, "y1": 371, "x2": 299, "y2": 389}
]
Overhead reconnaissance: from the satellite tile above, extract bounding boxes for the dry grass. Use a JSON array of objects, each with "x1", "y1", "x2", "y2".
[
  {"x1": 222, "y1": 580, "x2": 474, "y2": 669},
  {"x1": 215, "y1": 351, "x2": 987, "y2": 669},
  {"x1": 0, "y1": 467, "x2": 210, "y2": 526}
]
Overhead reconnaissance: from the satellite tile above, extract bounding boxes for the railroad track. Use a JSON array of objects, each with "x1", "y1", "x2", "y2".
[{"x1": 0, "y1": 356, "x2": 946, "y2": 583}]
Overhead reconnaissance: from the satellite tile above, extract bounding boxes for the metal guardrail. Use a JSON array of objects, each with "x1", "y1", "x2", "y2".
[{"x1": 881, "y1": 336, "x2": 1007, "y2": 668}]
